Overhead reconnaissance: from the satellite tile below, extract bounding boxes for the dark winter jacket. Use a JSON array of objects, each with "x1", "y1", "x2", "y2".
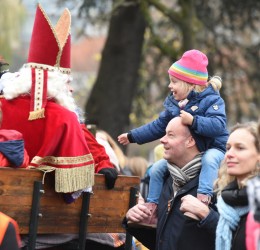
[
  {"x1": 129, "y1": 85, "x2": 229, "y2": 152},
  {"x1": 124, "y1": 174, "x2": 218, "y2": 250}
]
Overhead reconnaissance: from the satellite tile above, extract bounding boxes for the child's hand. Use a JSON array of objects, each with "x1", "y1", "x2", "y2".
[
  {"x1": 118, "y1": 133, "x2": 130, "y2": 145},
  {"x1": 197, "y1": 193, "x2": 211, "y2": 206},
  {"x1": 180, "y1": 110, "x2": 194, "y2": 125}
]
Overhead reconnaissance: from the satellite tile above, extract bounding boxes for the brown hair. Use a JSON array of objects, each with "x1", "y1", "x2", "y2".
[{"x1": 125, "y1": 156, "x2": 149, "y2": 178}]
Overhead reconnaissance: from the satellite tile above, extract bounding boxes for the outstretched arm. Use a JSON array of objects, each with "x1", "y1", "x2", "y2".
[{"x1": 118, "y1": 133, "x2": 130, "y2": 145}]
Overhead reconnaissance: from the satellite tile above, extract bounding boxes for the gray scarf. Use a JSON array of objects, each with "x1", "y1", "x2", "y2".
[{"x1": 167, "y1": 153, "x2": 202, "y2": 191}]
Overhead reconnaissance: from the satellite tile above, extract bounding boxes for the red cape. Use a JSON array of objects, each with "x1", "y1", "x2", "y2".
[
  {"x1": 81, "y1": 124, "x2": 114, "y2": 173},
  {"x1": 1, "y1": 96, "x2": 94, "y2": 193}
]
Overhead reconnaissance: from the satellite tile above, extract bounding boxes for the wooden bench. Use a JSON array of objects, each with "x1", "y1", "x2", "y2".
[{"x1": 0, "y1": 168, "x2": 140, "y2": 250}]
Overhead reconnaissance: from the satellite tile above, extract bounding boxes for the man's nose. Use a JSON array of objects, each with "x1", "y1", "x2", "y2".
[{"x1": 160, "y1": 135, "x2": 167, "y2": 144}]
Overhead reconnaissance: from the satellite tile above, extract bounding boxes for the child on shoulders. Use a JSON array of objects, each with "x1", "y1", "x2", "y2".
[{"x1": 118, "y1": 50, "x2": 229, "y2": 228}]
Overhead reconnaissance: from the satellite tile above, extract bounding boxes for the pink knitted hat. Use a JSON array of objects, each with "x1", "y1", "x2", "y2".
[{"x1": 168, "y1": 49, "x2": 208, "y2": 85}]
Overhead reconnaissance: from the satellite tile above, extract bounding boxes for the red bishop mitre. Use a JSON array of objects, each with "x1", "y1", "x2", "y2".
[{"x1": 25, "y1": 3, "x2": 71, "y2": 120}]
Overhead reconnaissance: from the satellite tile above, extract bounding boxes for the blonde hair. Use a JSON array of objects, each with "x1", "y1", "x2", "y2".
[
  {"x1": 214, "y1": 121, "x2": 260, "y2": 194},
  {"x1": 154, "y1": 144, "x2": 164, "y2": 162},
  {"x1": 208, "y1": 76, "x2": 222, "y2": 91},
  {"x1": 193, "y1": 75, "x2": 222, "y2": 93},
  {"x1": 176, "y1": 76, "x2": 222, "y2": 95},
  {"x1": 125, "y1": 156, "x2": 149, "y2": 178},
  {"x1": 178, "y1": 80, "x2": 196, "y2": 95},
  {"x1": 193, "y1": 84, "x2": 207, "y2": 93},
  {"x1": 96, "y1": 130, "x2": 127, "y2": 168}
]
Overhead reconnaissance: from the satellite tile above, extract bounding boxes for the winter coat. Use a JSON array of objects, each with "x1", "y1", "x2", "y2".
[
  {"x1": 130, "y1": 85, "x2": 229, "y2": 152},
  {"x1": 124, "y1": 174, "x2": 218, "y2": 250}
]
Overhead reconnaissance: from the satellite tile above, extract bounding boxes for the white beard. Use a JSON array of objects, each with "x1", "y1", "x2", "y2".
[{"x1": 0, "y1": 66, "x2": 80, "y2": 119}]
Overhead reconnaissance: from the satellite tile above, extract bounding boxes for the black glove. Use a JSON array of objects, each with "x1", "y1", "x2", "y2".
[{"x1": 98, "y1": 168, "x2": 118, "y2": 189}]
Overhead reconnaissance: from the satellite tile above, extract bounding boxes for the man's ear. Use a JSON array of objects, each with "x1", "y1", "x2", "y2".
[{"x1": 186, "y1": 136, "x2": 196, "y2": 148}]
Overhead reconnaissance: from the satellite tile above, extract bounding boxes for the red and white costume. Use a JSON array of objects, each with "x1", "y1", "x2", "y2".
[{"x1": 0, "y1": 4, "x2": 115, "y2": 193}]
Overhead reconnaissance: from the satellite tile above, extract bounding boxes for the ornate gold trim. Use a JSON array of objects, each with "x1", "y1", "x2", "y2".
[
  {"x1": 31, "y1": 153, "x2": 93, "y2": 166},
  {"x1": 38, "y1": 4, "x2": 71, "y2": 68}
]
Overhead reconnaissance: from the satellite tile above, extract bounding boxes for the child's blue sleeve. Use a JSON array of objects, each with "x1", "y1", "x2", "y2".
[
  {"x1": 130, "y1": 110, "x2": 171, "y2": 144},
  {"x1": 130, "y1": 95, "x2": 180, "y2": 144}
]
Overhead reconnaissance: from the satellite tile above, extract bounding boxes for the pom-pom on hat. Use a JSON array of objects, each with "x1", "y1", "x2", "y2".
[
  {"x1": 25, "y1": 3, "x2": 71, "y2": 120},
  {"x1": 168, "y1": 49, "x2": 208, "y2": 86}
]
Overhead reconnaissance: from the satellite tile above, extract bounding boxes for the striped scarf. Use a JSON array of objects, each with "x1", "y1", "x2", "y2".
[{"x1": 167, "y1": 153, "x2": 202, "y2": 191}]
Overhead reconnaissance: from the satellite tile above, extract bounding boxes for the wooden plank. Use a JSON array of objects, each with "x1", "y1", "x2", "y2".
[{"x1": 0, "y1": 168, "x2": 140, "y2": 234}]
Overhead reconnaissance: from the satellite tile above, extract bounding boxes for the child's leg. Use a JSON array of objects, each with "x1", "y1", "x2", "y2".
[
  {"x1": 198, "y1": 149, "x2": 224, "y2": 198},
  {"x1": 146, "y1": 159, "x2": 168, "y2": 204}
]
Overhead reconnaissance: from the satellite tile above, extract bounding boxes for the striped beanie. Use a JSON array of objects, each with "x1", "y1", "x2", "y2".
[{"x1": 168, "y1": 50, "x2": 208, "y2": 86}]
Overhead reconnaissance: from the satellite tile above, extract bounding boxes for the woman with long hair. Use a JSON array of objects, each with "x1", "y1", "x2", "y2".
[{"x1": 180, "y1": 121, "x2": 260, "y2": 250}]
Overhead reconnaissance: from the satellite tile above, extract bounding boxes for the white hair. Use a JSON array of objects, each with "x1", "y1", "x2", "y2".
[{"x1": 0, "y1": 66, "x2": 79, "y2": 118}]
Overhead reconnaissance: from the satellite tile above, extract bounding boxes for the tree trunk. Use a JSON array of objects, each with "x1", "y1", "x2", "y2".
[{"x1": 85, "y1": 1, "x2": 146, "y2": 141}]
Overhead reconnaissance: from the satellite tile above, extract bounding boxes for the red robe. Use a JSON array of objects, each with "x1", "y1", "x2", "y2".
[
  {"x1": 81, "y1": 124, "x2": 114, "y2": 173},
  {"x1": 1, "y1": 96, "x2": 95, "y2": 193}
]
